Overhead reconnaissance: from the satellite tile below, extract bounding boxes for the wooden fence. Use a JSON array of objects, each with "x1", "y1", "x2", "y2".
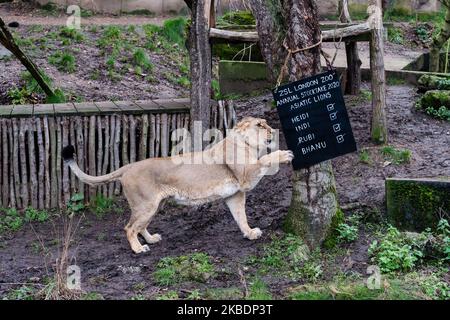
[{"x1": 0, "y1": 99, "x2": 236, "y2": 209}]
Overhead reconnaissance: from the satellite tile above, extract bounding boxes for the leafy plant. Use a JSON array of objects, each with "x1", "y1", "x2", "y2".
[
  {"x1": 7, "y1": 87, "x2": 29, "y2": 105},
  {"x1": 161, "y1": 18, "x2": 188, "y2": 45},
  {"x1": 380, "y1": 146, "x2": 411, "y2": 165},
  {"x1": 89, "y1": 194, "x2": 117, "y2": 219},
  {"x1": 0, "y1": 208, "x2": 24, "y2": 233},
  {"x1": 67, "y1": 193, "x2": 85, "y2": 215},
  {"x1": 156, "y1": 290, "x2": 179, "y2": 300},
  {"x1": 425, "y1": 106, "x2": 450, "y2": 121},
  {"x1": 5, "y1": 285, "x2": 35, "y2": 300},
  {"x1": 368, "y1": 226, "x2": 424, "y2": 273},
  {"x1": 388, "y1": 27, "x2": 405, "y2": 44},
  {"x1": 336, "y1": 223, "x2": 359, "y2": 243},
  {"x1": 24, "y1": 208, "x2": 49, "y2": 223},
  {"x1": 59, "y1": 27, "x2": 84, "y2": 43},
  {"x1": 153, "y1": 253, "x2": 215, "y2": 286}
]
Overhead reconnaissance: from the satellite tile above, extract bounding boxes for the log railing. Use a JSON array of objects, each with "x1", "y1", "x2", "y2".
[{"x1": 0, "y1": 99, "x2": 235, "y2": 209}]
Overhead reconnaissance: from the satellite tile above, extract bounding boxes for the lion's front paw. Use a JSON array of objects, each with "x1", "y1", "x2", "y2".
[
  {"x1": 244, "y1": 228, "x2": 262, "y2": 240},
  {"x1": 134, "y1": 244, "x2": 150, "y2": 254},
  {"x1": 279, "y1": 150, "x2": 294, "y2": 164}
]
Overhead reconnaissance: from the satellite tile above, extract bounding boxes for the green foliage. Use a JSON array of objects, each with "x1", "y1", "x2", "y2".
[
  {"x1": 46, "y1": 88, "x2": 66, "y2": 103},
  {"x1": 49, "y1": 51, "x2": 76, "y2": 73},
  {"x1": 415, "y1": 25, "x2": 432, "y2": 44},
  {"x1": 425, "y1": 106, "x2": 450, "y2": 121},
  {"x1": 247, "y1": 278, "x2": 272, "y2": 300},
  {"x1": 177, "y1": 76, "x2": 190, "y2": 88},
  {"x1": 153, "y1": 253, "x2": 215, "y2": 286},
  {"x1": 24, "y1": 208, "x2": 49, "y2": 223},
  {"x1": 336, "y1": 223, "x2": 359, "y2": 243},
  {"x1": 67, "y1": 193, "x2": 85, "y2": 215},
  {"x1": 368, "y1": 226, "x2": 424, "y2": 273},
  {"x1": 380, "y1": 146, "x2": 411, "y2": 165},
  {"x1": 59, "y1": 27, "x2": 84, "y2": 43},
  {"x1": 81, "y1": 292, "x2": 104, "y2": 300},
  {"x1": 7, "y1": 87, "x2": 29, "y2": 105},
  {"x1": 89, "y1": 194, "x2": 118, "y2": 218},
  {"x1": 4, "y1": 285, "x2": 35, "y2": 300},
  {"x1": 0, "y1": 208, "x2": 23, "y2": 233},
  {"x1": 186, "y1": 289, "x2": 202, "y2": 300},
  {"x1": 161, "y1": 18, "x2": 188, "y2": 45},
  {"x1": 218, "y1": 10, "x2": 256, "y2": 26},
  {"x1": 436, "y1": 219, "x2": 450, "y2": 261},
  {"x1": 388, "y1": 27, "x2": 405, "y2": 44},
  {"x1": 156, "y1": 290, "x2": 179, "y2": 300},
  {"x1": 132, "y1": 48, "x2": 153, "y2": 72},
  {"x1": 359, "y1": 149, "x2": 371, "y2": 165}
]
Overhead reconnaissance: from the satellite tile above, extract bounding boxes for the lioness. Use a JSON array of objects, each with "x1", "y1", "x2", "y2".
[{"x1": 62, "y1": 117, "x2": 293, "y2": 254}]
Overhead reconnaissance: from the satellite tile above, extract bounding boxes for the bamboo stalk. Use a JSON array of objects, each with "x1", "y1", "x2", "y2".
[
  {"x1": 62, "y1": 117, "x2": 70, "y2": 205},
  {"x1": 43, "y1": 117, "x2": 51, "y2": 209},
  {"x1": 218, "y1": 100, "x2": 224, "y2": 131},
  {"x1": 83, "y1": 117, "x2": 89, "y2": 201},
  {"x1": 9, "y1": 120, "x2": 16, "y2": 207},
  {"x1": 36, "y1": 118, "x2": 45, "y2": 209},
  {"x1": 19, "y1": 118, "x2": 29, "y2": 207},
  {"x1": 108, "y1": 115, "x2": 116, "y2": 197},
  {"x1": 139, "y1": 114, "x2": 149, "y2": 160},
  {"x1": 12, "y1": 119, "x2": 21, "y2": 208},
  {"x1": 28, "y1": 118, "x2": 38, "y2": 208},
  {"x1": 102, "y1": 116, "x2": 110, "y2": 196},
  {"x1": 69, "y1": 119, "x2": 76, "y2": 195},
  {"x1": 114, "y1": 115, "x2": 121, "y2": 195},
  {"x1": 75, "y1": 117, "x2": 84, "y2": 200},
  {"x1": 89, "y1": 115, "x2": 96, "y2": 200},
  {"x1": 1, "y1": 119, "x2": 8, "y2": 206},
  {"x1": 122, "y1": 115, "x2": 129, "y2": 166},
  {"x1": 155, "y1": 113, "x2": 161, "y2": 158},
  {"x1": 129, "y1": 115, "x2": 136, "y2": 163},
  {"x1": 56, "y1": 117, "x2": 62, "y2": 208}
]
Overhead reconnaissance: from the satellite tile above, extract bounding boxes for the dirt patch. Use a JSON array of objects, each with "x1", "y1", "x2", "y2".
[{"x1": 0, "y1": 83, "x2": 448, "y2": 299}]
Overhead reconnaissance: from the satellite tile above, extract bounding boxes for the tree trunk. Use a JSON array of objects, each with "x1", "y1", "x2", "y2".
[
  {"x1": 339, "y1": 0, "x2": 361, "y2": 95},
  {"x1": 188, "y1": 0, "x2": 212, "y2": 150},
  {"x1": 369, "y1": 0, "x2": 388, "y2": 144},
  {"x1": 430, "y1": 0, "x2": 450, "y2": 72},
  {"x1": 249, "y1": 0, "x2": 339, "y2": 249}
]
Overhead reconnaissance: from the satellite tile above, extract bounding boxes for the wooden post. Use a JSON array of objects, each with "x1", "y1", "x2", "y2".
[
  {"x1": 369, "y1": 0, "x2": 388, "y2": 144},
  {"x1": 189, "y1": 0, "x2": 212, "y2": 150},
  {"x1": 339, "y1": 0, "x2": 361, "y2": 95}
]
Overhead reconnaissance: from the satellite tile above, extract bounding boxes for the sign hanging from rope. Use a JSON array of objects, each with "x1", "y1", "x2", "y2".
[{"x1": 272, "y1": 39, "x2": 357, "y2": 170}]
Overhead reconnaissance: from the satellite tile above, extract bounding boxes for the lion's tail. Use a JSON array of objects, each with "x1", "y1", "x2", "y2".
[{"x1": 62, "y1": 145, "x2": 131, "y2": 186}]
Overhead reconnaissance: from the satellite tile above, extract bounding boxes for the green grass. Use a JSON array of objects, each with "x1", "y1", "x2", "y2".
[
  {"x1": 204, "y1": 287, "x2": 243, "y2": 300},
  {"x1": 153, "y1": 252, "x2": 215, "y2": 286},
  {"x1": 132, "y1": 48, "x2": 153, "y2": 72},
  {"x1": 48, "y1": 51, "x2": 76, "y2": 73},
  {"x1": 380, "y1": 146, "x2": 411, "y2": 165},
  {"x1": 359, "y1": 149, "x2": 371, "y2": 164},
  {"x1": 388, "y1": 27, "x2": 405, "y2": 45},
  {"x1": 161, "y1": 17, "x2": 188, "y2": 45},
  {"x1": 156, "y1": 290, "x2": 179, "y2": 300},
  {"x1": 4, "y1": 285, "x2": 36, "y2": 300},
  {"x1": 247, "y1": 278, "x2": 272, "y2": 300},
  {"x1": 59, "y1": 27, "x2": 84, "y2": 43}
]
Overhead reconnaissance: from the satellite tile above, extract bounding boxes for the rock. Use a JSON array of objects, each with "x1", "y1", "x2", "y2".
[{"x1": 386, "y1": 177, "x2": 450, "y2": 231}]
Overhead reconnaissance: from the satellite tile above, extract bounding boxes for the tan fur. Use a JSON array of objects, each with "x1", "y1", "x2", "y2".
[{"x1": 66, "y1": 117, "x2": 293, "y2": 253}]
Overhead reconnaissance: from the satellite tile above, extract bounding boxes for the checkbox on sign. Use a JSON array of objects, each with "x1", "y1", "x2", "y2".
[
  {"x1": 336, "y1": 135, "x2": 345, "y2": 143},
  {"x1": 333, "y1": 124, "x2": 341, "y2": 133},
  {"x1": 329, "y1": 112, "x2": 338, "y2": 121},
  {"x1": 327, "y1": 103, "x2": 335, "y2": 112}
]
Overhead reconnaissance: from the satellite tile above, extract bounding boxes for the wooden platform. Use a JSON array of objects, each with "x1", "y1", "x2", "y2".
[{"x1": 0, "y1": 98, "x2": 191, "y2": 118}]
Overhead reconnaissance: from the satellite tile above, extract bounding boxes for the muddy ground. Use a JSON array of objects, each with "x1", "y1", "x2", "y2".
[{"x1": 0, "y1": 83, "x2": 448, "y2": 299}]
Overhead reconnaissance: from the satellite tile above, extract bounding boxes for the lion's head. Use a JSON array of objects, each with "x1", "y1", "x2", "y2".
[{"x1": 233, "y1": 117, "x2": 275, "y2": 150}]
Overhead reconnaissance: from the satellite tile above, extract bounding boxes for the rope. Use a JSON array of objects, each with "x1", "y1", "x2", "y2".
[{"x1": 276, "y1": 34, "x2": 323, "y2": 88}]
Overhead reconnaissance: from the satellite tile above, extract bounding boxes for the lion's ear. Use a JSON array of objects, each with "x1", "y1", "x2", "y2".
[{"x1": 235, "y1": 118, "x2": 252, "y2": 133}]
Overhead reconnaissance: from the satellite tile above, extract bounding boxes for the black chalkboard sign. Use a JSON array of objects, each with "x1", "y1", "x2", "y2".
[{"x1": 272, "y1": 70, "x2": 357, "y2": 170}]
